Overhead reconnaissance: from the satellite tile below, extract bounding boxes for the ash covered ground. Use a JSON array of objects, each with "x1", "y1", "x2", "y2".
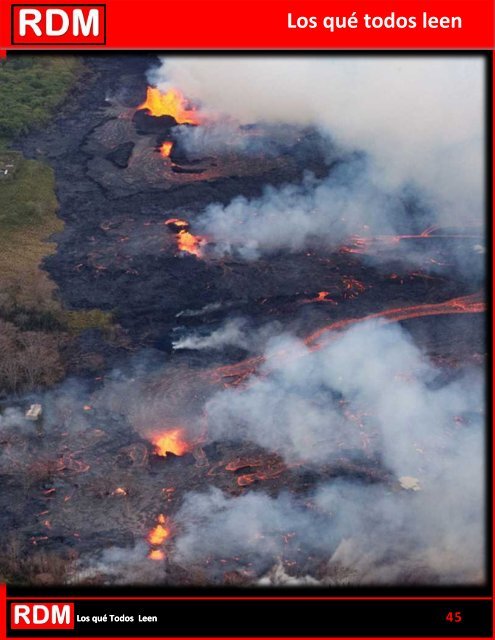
[{"x1": 0, "y1": 55, "x2": 487, "y2": 588}]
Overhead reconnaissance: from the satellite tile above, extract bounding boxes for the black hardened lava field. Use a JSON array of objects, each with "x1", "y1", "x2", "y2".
[{"x1": 0, "y1": 55, "x2": 487, "y2": 587}]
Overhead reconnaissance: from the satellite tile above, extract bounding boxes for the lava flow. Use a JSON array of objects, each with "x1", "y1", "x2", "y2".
[
  {"x1": 138, "y1": 86, "x2": 201, "y2": 125},
  {"x1": 341, "y1": 225, "x2": 482, "y2": 254},
  {"x1": 304, "y1": 292, "x2": 485, "y2": 349},
  {"x1": 207, "y1": 293, "x2": 485, "y2": 386},
  {"x1": 302, "y1": 290, "x2": 337, "y2": 305},
  {"x1": 152, "y1": 428, "x2": 192, "y2": 457},
  {"x1": 165, "y1": 218, "x2": 204, "y2": 257},
  {"x1": 160, "y1": 141, "x2": 173, "y2": 158}
]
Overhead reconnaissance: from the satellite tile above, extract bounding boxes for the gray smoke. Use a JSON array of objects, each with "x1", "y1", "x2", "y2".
[
  {"x1": 197, "y1": 163, "x2": 404, "y2": 260},
  {"x1": 74, "y1": 542, "x2": 165, "y2": 585},
  {"x1": 149, "y1": 56, "x2": 484, "y2": 258},
  {"x1": 205, "y1": 321, "x2": 483, "y2": 467},
  {"x1": 172, "y1": 317, "x2": 281, "y2": 352},
  {"x1": 168, "y1": 320, "x2": 484, "y2": 584},
  {"x1": 172, "y1": 120, "x2": 280, "y2": 157},
  {"x1": 173, "y1": 318, "x2": 250, "y2": 351}
]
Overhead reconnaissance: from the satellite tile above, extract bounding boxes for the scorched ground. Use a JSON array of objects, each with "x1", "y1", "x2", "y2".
[{"x1": 0, "y1": 55, "x2": 486, "y2": 588}]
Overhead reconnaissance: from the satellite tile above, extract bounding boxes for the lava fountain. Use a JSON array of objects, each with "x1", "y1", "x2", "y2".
[
  {"x1": 152, "y1": 428, "x2": 192, "y2": 457},
  {"x1": 147, "y1": 514, "x2": 171, "y2": 560},
  {"x1": 138, "y1": 86, "x2": 202, "y2": 125},
  {"x1": 165, "y1": 218, "x2": 204, "y2": 257},
  {"x1": 148, "y1": 514, "x2": 170, "y2": 545}
]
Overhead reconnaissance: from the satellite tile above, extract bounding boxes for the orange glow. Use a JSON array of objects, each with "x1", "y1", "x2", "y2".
[
  {"x1": 138, "y1": 86, "x2": 201, "y2": 125},
  {"x1": 304, "y1": 292, "x2": 485, "y2": 349},
  {"x1": 148, "y1": 514, "x2": 170, "y2": 546},
  {"x1": 177, "y1": 229, "x2": 203, "y2": 257},
  {"x1": 160, "y1": 141, "x2": 173, "y2": 158},
  {"x1": 206, "y1": 293, "x2": 485, "y2": 387},
  {"x1": 152, "y1": 428, "x2": 192, "y2": 457},
  {"x1": 165, "y1": 219, "x2": 204, "y2": 257},
  {"x1": 342, "y1": 277, "x2": 366, "y2": 300},
  {"x1": 148, "y1": 549, "x2": 165, "y2": 561},
  {"x1": 165, "y1": 218, "x2": 189, "y2": 228},
  {"x1": 341, "y1": 225, "x2": 481, "y2": 255},
  {"x1": 316, "y1": 291, "x2": 329, "y2": 301}
]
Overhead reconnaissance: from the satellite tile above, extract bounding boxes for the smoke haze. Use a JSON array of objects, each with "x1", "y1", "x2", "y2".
[
  {"x1": 149, "y1": 56, "x2": 484, "y2": 258},
  {"x1": 171, "y1": 322, "x2": 484, "y2": 584}
]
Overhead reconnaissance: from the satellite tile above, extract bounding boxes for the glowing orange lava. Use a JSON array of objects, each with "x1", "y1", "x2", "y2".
[
  {"x1": 304, "y1": 292, "x2": 485, "y2": 349},
  {"x1": 316, "y1": 291, "x2": 329, "y2": 301},
  {"x1": 138, "y1": 86, "x2": 201, "y2": 125},
  {"x1": 341, "y1": 225, "x2": 481, "y2": 255},
  {"x1": 160, "y1": 141, "x2": 173, "y2": 158},
  {"x1": 147, "y1": 514, "x2": 171, "y2": 560},
  {"x1": 152, "y1": 428, "x2": 191, "y2": 457},
  {"x1": 165, "y1": 218, "x2": 189, "y2": 228},
  {"x1": 148, "y1": 514, "x2": 170, "y2": 546},
  {"x1": 148, "y1": 549, "x2": 165, "y2": 561},
  {"x1": 206, "y1": 293, "x2": 485, "y2": 386},
  {"x1": 165, "y1": 218, "x2": 204, "y2": 257},
  {"x1": 177, "y1": 230, "x2": 203, "y2": 256}
]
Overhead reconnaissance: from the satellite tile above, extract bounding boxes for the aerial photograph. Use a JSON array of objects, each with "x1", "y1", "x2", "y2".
[{"x1": 0, "y1": 54, "x2": 486, "y2": 587}]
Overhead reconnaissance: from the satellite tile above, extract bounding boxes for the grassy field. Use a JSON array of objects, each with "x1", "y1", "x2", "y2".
[
  {"x1": 0, "y1": 57, "x2": 113, "y2": 393},
  {"x1": 0, "y1": 56, "x2": 84, "y2": 146}
]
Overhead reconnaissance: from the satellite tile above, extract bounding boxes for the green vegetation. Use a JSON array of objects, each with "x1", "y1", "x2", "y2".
[
  {"x1": 65, "y1": 308, "x2": 114, "y2": 334},
  {"x1": 0, "y1": 155, "x2": 63, "y2": 323},
  {"x1": 0, "y1": 57, "x2": 115, "y2": 394},
  {"x1": 0, "y1": 56, "x2": 83, "y2": 143}
]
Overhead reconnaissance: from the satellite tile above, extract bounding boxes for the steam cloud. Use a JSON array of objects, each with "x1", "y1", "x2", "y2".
[
  {"x1": 171, "y1": 321, "x2": 484, "y2": 584},
  {"x1": 149, "y1": 56, "x2": 484, "y2": 258},
  {"x1": 197, "y1": 164, "x2": 404, "y2": 260},
  {"x1": 172, "y1": 317, "x2": 281, "y2": 352},
  {"x1": 30, "y1": 320, "x2": 482, "y2": 586}
]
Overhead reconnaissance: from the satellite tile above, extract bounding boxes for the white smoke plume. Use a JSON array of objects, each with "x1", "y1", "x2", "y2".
[
  {"x1": 166, "y1": 321, "x2": 485, "y2": 584},
  {"x1": 0, "y1": 407, "x2": 27, "y2": 428},
  {"x1": 197, "y1": 166, "x2": 400, "y2": 260},
  {"x1": 173, "y1": 468, "x2": 483, "y2": 585},
  {"x1": 173, "y1": 318, "x2": 250, "y2": 351},
  {"x1": 74, "y1": 542, "x2": 165, "y2": 585},
  {"x1": 172, "y1": 317, "x2": 281, "y2": 352},
  {"x1": 172, "y1": 120, "x2": 280, "y2": 157},
  {"x1": 205, "y1": 321, "x2": 483, "y2": 468},
  {"x1": 149, "y1": 56, "x2": 484, "y2": 257}
]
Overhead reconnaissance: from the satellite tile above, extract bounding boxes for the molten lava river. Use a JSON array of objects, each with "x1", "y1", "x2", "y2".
[{"x1": 0, "y1": 56, "x2": 487, "y2": 589}]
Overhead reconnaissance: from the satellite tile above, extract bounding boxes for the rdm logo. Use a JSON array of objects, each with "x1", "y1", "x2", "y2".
[
  {"x1": 10, "y1": 603, "x2": 75, "y2": 630},
  {"x1": 12, "y1": 5, "x2": 106, "y2": 44}
]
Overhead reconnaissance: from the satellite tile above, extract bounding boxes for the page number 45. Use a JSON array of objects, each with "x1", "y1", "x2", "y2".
[{"x1": 445, "y1": 611, "x2": 463, "y2": 623}]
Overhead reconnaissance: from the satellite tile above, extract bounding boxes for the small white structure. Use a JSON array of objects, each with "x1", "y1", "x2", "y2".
[
  {"x1": 399, "y1": 476, "x2": 421, "y2": 491},
  {"x1": 25, "y1": 403, "x2": 43, "y2": 421}
]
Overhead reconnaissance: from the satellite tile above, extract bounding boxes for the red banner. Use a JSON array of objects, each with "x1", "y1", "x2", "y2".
[{"x1": 0, "y1": 0, "x2": 493, "y2": 51}]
